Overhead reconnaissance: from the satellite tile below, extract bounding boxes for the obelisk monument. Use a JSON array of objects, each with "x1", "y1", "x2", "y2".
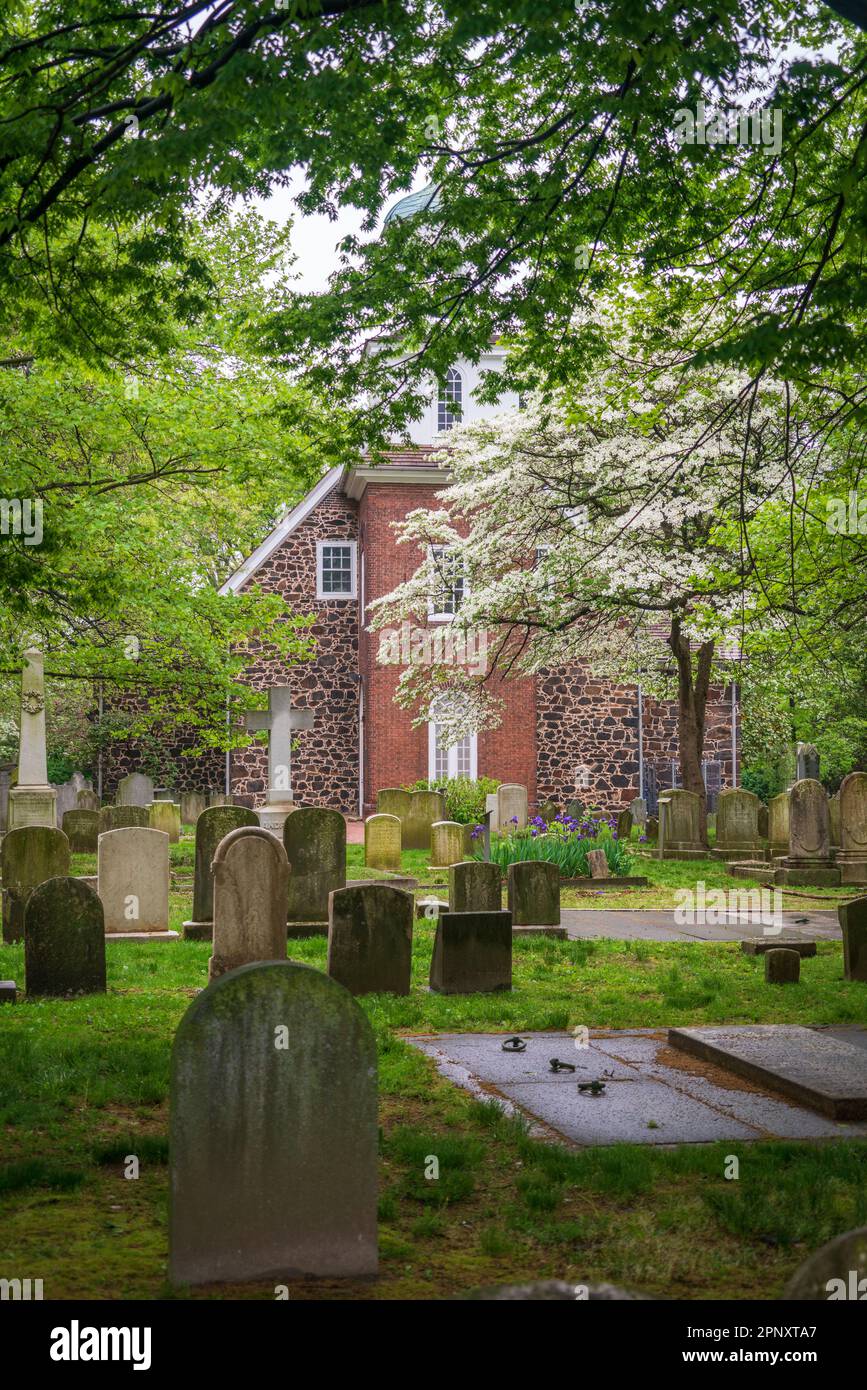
[{"x1": 8, "y1": 647, "x2": 57, "y2": 830}]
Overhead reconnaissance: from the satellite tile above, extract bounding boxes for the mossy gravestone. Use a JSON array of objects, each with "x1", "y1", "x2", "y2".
[
  {"x1": 430, "y1": 910, "x2": 512, "y2": 994},
  {"x1": 837, "y1": 771, "x2": 867, "y2": 885},
  {"x1": 62, "y1": 809, "x2": 99, "y2": 853},
  {"x1": 376, "y1": 787, "x2": 412, "y2": 821},
  {"x1": 364, "y1": 813, "x2": 401, "y2": 872},
  {"x1": 839, "y1": 897, "x2": 867, "y2": 982},
  {"x1": 327, "y1": 884, "x2": 413, "y2": 995},
  {"x1": 657, "y1": 789, "x2": 703, "y2": 857},
  {"x1": 449, "y1": 860, "x2": 501, "y2": 913},
  {"x1": 765, "y1": 948, "x2": 800, "y2": 984},
  {"x1": 209, "y1": 826, "x2": 289, "y2": 981},
  {"x1": 507, "y1": 860, "x2": 560, "y2": 926},
  {"x1": 149, "y1": 800, "x2": 181, "y2": 843},
  {"x1": 1, "y1": 826, "x2": 70, "y2": 944},
  {"x1": 24, "y1": 877, "x2": 105, "y2": 997},
  {"x1": 402, "y1": 789, "x2": 445, "y2": 851},
  {"x1": 99, "y1": 805, "x2": 149, "y2": 834},
  {"x1": 183, "y1": 805, "x2": 259, "y2": 940},
  {"x1": 285, "y1": 806, "x2": 346, "y2": 937},
  {"x1": 715, "y1": 788, "x2": 762, "y2": 858},
  {"x1": 430, "y1": 820, "x2": 465, "y2": 868},
  {"x1": 767, "y1": 792, "x2": 789, "y2": 855},
  {"x1": 169, "y1": 960, "x2": 378, "y2": 1285}
]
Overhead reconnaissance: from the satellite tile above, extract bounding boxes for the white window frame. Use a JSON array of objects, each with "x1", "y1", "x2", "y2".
[
  {"x1": 316, "y1": 538, "x2": 357, "y2": 600},
  {"x1": 437, "y1": 367, "x2": 463, "y2": 432},
  {"x1": 428, "y1": 719, "x2": 478, "y2": 781},
  {"x1": 427, "y1": 543, "x2": 467, "y2": 622}
]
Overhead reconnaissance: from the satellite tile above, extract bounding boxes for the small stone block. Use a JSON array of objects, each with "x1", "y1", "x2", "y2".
[
  {"x1": 740, "y1": 939, "x2": 817, "y2": 957},
  {"x1": 0, "y1": 980, "x2": 17, "y2": 1003},
  {"x1": 765, "y1": 948, "x2": 801, "y2": 983}
]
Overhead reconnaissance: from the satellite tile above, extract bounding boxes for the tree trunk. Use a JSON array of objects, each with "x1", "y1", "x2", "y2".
[{"x1": 667, "y1": 617, "x2": 714, "y2": 846}]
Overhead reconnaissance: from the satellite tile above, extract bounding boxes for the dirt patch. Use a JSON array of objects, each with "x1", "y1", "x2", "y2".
[{"x1": 655, "y1": 1045, "x2": 770, "y2": 1095}]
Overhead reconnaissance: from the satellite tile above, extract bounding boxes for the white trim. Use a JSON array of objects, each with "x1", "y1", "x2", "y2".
[
  {"x1": 344, "y1": 465, "x2": 450, "y2": 500},
  {"x1": 316, "y1": 538, "x2": 357, "y2": 600},
  {"x1": 427, "y1": 719, "x2": 478, "y2": 780},
  {"x1": 427, "y1": 543, "x2": 466, "y2": 622},
  {"x1": 218, "y1": 465, "x2": 344, "y2": 595}
]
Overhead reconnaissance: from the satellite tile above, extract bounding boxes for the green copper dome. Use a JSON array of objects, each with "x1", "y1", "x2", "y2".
[{"x1": 383, "y1": 183, "x2": 442, "y2": 227}]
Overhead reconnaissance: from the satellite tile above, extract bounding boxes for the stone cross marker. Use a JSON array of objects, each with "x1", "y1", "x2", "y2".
[
  {"x1": 245, "y1": 687, "x2": 313, "y2": 831},
  {"x1": 9, "y1": 648, "x2": 56, "y2": 830},
  {"x1": 169, "y1": 960, "x2": 378, "y2": 1285}
]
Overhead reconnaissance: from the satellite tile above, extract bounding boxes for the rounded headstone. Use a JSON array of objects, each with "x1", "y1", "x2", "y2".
[
  {"x1": 783, "y1": 1226, "x2": 867, "y2": 1301},
  {"x1": 24, "y1": 876, "x2": 105, "y2": 997},
  {"x1": 364, "y1": 813, "x2": 401, "y2": 872},
  {"x1": 209, "y1": 826, "x2": 289, "y2": 980},
  {"x1": 1, "y1": 825, "x2": 70, "y2": 944},
  {"x1": 284, "y1": 806, "x2": 346, "y2": 925},
  {"x1": 430, "y1": 820, "x2": 466, "y2": 868},
  {"x1": 191, "y1": 805, "x2": 259, "y2": 925},
  {"x1": 327, "y1": 883, "x2": 413, "y2": 996},
  {"x1": 403, "y1": 790, "x2": 446, "y2": 851},
  {"x1": 149, "y1": 801, "x2": 181, "y2": 843},
  {"x1": 788, "y1": 779, "x2": 830, "y2": 860},
  {"x1": 765, "y1": 948, "x2": 801, "y2": 984}
]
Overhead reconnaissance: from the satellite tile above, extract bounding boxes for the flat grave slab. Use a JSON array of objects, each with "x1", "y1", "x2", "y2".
[
  {"x1": 561, "y1": 909, "x2": 840, "y2": 943},
  {"x1": 104, "y1": 930, "x2": 180, "y2": 943},
  {"x1": 407, "y1": 1029, "x2": 867, "y2": 1145},
  {"x1": 669, "y1": 1025, "x2": 867, "y2": 1121}
]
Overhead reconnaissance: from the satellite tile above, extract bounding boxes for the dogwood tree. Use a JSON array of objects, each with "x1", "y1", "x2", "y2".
[{"x1": 370, "y1": 340, "x2": 797, "y2": 836}]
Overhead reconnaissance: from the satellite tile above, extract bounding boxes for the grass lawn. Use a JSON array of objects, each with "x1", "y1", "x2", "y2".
[{"x1": 2, "y1": 847, "x2": 866, "y2": 1300}]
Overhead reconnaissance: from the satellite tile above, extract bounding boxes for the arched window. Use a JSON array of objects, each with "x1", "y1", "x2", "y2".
[{"x1": 437, "y1": 367, "x2": 462, "y2": 431}]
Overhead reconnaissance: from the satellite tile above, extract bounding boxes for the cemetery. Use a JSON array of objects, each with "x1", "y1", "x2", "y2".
[{"x1": 1, "y1": 0, "x2": 867, "y2": 1343}]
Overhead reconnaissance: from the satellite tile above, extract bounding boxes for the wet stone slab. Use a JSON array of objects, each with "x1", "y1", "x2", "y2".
[
  {"x1": 407, "y1": 1029, "x2": 867, "y2": 1146},
  {"x1": 561, "y1": 909, "x2": 841, "y2": 943}
]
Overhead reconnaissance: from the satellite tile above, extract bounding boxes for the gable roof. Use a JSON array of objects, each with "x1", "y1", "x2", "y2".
[{"x1": 218, "y1": 464, "x2": 344, "y2": 595}]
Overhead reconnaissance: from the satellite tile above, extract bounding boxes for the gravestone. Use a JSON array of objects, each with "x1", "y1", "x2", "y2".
[
  {"x1": 364, "y1": 813, "x2": 401, "y2": 872},
  {"x1": 713, "y1": 788, "x2": 764, "y2": 861},
  {"x1": 796, "y1": 742, "x2": 820, "y2": 781},
  {"x1": 507, "y1": 860, "x2": 560, "y2": 927},
  {"x1": 183, "y1": 805, "x2": 259, "y2": 939},
  {"x1": 430, "y1": 821, "x2": 466, "y2": 868},
  {"x1": 208, "y1": 791, "x2": 235, "y2": 807},
  {"x1": 1, "y1": 826, "x2": 70, "y2": 943},
  {"x1": 765, "y1": 948, "x2": 800, "y2": 984},
  {"x1": 116, "y1": 772, "x2": 154, "y2": 807},
  {"x1": 98, "y1": 828, "x2": 170, "y2": 933},
  {"x1": 829, "y1": 791, "x2": 841, "y2": 848},
  {"x1": 657, "y1": 790, "x2": 704, "y2": 858},
  {"x1": 485, "y1": 792, "x2": 499, "y2": 834},
  {"x1": 76, "y1": 788, "x2": 100, "y2": 812},
  {"x1": 62, "y1": 809, "x2": 99, "y2": 854},
  {"x1": 169, "y1": 960, "x2": 377, "y2": 1285},
  {"x1": 180, "y1": 791, "x2": 207, "y2": 826},
  {"x1": 403, "y1": 789, "x2": 446, "y2": 851},
  {"x1": 244, "y1": 686, "x2": 313, "y2": 833},
  {"x1": 429, "y1": 910, "x2": 512, "y2": 994},
  {"x1": 99, "y1": 804, "x2": 149, "y2": 834},
  {"x1": 209, "y1": 826, "x2": 289, "y2": 980},
  {"x1": 149, "y1": 801, "x2": 181, "y2": 843},
  {"x1": 376, "y1": 787, "x2": 412, "y2": 821},
  {"x1": 629, "y1": 796, "x2": 647, "y2": 829},
  {"x1": 586, "y1": 848, "x2": 610, "y2": 879},
  {"x1": 838, "y1": 897, "x2": 867, "y2": 982},
  {"x1": 24, "y1": 877, "x2": 106, "y2": 997},
  {"x1": 497, "y1": 784, "x2": 528, "y2": 831},
  {"x1": 537, "y1": 800, "x2": 559, "y2": 825},
  {"x1": 646, "y1": 815, "x2": 658, "y2": 842},
  {"x1": 784, "y1": 1226, "x2": 867, "y2": 1301},
  {"x1": 285, "y1": 806, "x2": 346, "y2": 937},
  {"x1": 757, "y1": 803, "x2": 769, "y2": 840},
  {"x1": 616, "y1": 808, "x2": 633, "y2": 840},
  {"x1": 8, "y1": 648, "x2": 56, "y2": 830},
  {"x1": 54, "y1": 776, "x2": 89, "y2": 829},
  {"x1": 775, "y1": 779, "x2": 840, "y2": 887},
  {"x1": 566, "y1": 799, "x2": 584, "y2": 821},
  {"x1": 449, "y1": 861, "x2": 501, "y2": 913},
  {"x1": 327, "y1": 884, "x2": 413, "y2": 995},
  {"x1": 836, "y1": 772, "x2": 867, "y2": 885},
  {"x1": 768, "y1": 791, "x2": 789, "y2": 856}
]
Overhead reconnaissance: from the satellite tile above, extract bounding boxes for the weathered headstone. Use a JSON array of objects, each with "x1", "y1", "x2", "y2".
[
  {"x1": 757, "y1": 803, "x2": 769, "y2": 840},
  {"x1": 364, "y1": 813, "x2": 401, "y2": 872},
  {"x1": 285, "y1": 806, "x2": 346, "y2": 936},
  {"x1": 764, "y1": 948, "x2": 800, "y2": 984},
  {"x1": 327, "y1": 884, "x2": 413, "y2": 995},
  {"x1": 629, "y1": 796, "x2": 647, "y2": 829},
  {"x1": 24, "y1": 877, "x2": 106, "y2": 997},
  {"x1": 784, "y1": 1226, "x2": 867, "y2": 1301},
  {"x1": 836, "y1": 772, "x2": 867, "y2": 885},
  {"x1": 586, "y1": 848, "x2": 610, "y2": 879},
  {"x1": 99, "y1": 804, "x2": 149, "y2": 834},
  {"x1": 169, "y1": 960, "x2": 378, "y2": 1285},
  {"x1": 507, "y1": 860, "x2": 560, "y2": 926},
  {"x1": 116, "y1": 772, "x2": 155, "y2": 807},
  {"x1": 209, "y1": 827, "x2": 289, "y2": 980},
  {"x1": 183, "y1": 805, "x2": 259, "y2": 939},
  {"x1": 775, "y1": 779, "x2": 840, "y2": 887},
  {"x1": 485, "y1": 792, "x2": 499, "y2": 834},
  {"x1": 566, "y1": 799, "x2": 584, "y2": 821},
  {"x1": 62, "y1": 809, "x2": 99, "y2": 853},
  {"x1": 98, "y1": 828, "x2": 170, "y2": 934},
  {"x1": 376, "y1": 787, "x2": 412, "y2": 820},
  {"x1": 497, "y1": 784, "x2": 528, "y2": 832},
  {"x1": 180, "y1": 791, "x2": 207, "y2": 826},
  {"x1": 537, "y1": 800, "x2": 559, "y2": 825},
  {"x1": 839, "y1": 897, "x2": 867, "y2": 982},
  {"x1": 768, "y1": 791, "x2": 789, "y2": 856},
  {"x1": 8, "y1": 648, "x2": 56, "y2": 830},
  {"x1": 208, "y1": 791, "x2": 235, "y2": 807},
  {"x1": 616, "y1": 808, "x2": 633, "y2": 840},
  {"x1": 713, "y1": 788, "x2": 764, "y2": 860},
  {"x1": 449, "y1": 860, "x2": 501, "y2": 913},
  {"x1": 796, "y1": 742, "x2": 820, "y2": 781},
  {"x1": 54, "y1": 776, "x2": 89, "y2": 829},
  {"x1": 1, "y1": 826, "x2": 70, "y2": 943},
  {"x1": 429, "y1": 910, "x2": 512, "y2": 994},
  {"x1": 149, "y1": 800, "x2": 181, "y2": 843},
  {"x1": 430, "y1": 820, "x2": 466, "y2": 868},
  {"x1": 76, "y1": 788, "x2": 100, "y2": 812},
  {"x1": 657, "y1": 789, "x2": 704, "y2": 858},
  {"x1": 829, "y1": 791, "x2": 841, "y2": 848},
  {"x1": 646, "y1": 815, "x2": 658, "y2": 842},
  {"x1": 403, "y1": 789, "x2": 446, "y2": 850}
]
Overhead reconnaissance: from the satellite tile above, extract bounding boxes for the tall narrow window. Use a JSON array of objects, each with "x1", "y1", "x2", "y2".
[
  {"x1": 428, "y1": 544, "x2": 465, "y2": 620},
  {"x1": 437, "y1": 367, "x2": 462, "y2": 431},
  {"x1": 428, "y1": 699, "x2": 477, "y2": 780}
]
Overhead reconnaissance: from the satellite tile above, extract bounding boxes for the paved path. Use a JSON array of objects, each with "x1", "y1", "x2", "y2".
[
  {"x1": 408, "y1": 1028, "x2": 867, "y2": 1147},
  {"x1": 561, "y1": 908, "x2": 840, "y2": 943}
]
